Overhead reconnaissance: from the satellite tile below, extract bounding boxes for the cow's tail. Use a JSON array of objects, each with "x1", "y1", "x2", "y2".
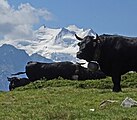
[{"x1": 11, "y1": 72, "x2": 26, "y2": 76}]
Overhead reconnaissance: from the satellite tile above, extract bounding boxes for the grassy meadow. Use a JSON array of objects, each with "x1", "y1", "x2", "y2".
[{"x1": 0, "y1": 72, "x2": 137, "y2": 120}]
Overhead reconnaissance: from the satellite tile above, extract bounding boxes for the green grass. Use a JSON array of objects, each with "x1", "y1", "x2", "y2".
[{"x1": 0, "y1": 72, "x2": 137, "y2": 120}]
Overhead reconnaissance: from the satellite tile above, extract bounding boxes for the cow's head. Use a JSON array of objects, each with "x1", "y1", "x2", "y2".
[
  {"x1": 75, "y1": 34, "x2": 101, "y2": 71},
  {"x1": 7, "y1": 77, "x2": 19, "y2": 82},
  {"x1": 7, "y1": 77, "x2": 30, "y2": 91},
  {"x1": 7, "y1": 77, "x2": 19, "y2": 90}
]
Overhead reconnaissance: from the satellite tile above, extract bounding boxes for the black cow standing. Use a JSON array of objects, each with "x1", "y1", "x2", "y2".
[
  {"x1": 8, "y1": 77, "x2": 30, "y2": 91},
  {"x1": 75, "y1": 34, "x2": 137, "y2": 92},
  {"x1": 12, "y1": 61, "x2": 106, "y2": 82}
]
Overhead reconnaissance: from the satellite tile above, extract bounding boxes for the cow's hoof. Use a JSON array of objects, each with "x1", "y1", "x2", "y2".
[{"x1": 112, "y1": 88, "x2": 122, "y2": 92}]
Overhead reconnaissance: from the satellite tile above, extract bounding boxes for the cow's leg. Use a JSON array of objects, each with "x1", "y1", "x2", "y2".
[{"x1": 112, "y1": 74, "x2": 121, "y2": 92}]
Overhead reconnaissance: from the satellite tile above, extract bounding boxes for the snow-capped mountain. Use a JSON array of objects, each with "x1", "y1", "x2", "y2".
[
  {"x1": 0, "y1": 25, "x2": 95, "y2": 91},
  {"x1": 0, "y1": 25, "x2": 95, "y2": 61},
  {"x1": 30, "y1": 53, "x2": 53, "y2": 63}
]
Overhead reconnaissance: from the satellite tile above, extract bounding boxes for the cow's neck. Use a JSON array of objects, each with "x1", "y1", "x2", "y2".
[
  {"x1": 93, "y1": 47, "x2": 101, "y2": 61},
  {"x1": 92, "y1": 40, "x2": 102, "y2": 61}
]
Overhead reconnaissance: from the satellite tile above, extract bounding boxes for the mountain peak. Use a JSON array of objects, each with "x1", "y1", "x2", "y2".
[{"x1": 67, "y1": 25, "x2": 80, "y2": 32}]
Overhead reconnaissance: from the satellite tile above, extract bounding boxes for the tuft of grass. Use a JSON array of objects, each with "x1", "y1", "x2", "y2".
[{"x1": 121, "y1": 72, "x2": 137, "y2": 88}]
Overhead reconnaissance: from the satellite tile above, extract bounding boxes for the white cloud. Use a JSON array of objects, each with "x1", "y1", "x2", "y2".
[{"x1": 0, "y1": 0, "x2": 53, "y2": 40}]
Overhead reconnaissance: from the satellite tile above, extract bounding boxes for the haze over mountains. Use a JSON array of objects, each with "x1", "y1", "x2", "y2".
[{"x1": 0, "y1": 25, "x2": 95, "y2": 91}]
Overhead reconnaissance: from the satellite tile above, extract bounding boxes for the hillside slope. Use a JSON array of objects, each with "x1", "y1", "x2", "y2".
[{"x1": 0, "y1": 73, "x2": 137, "y2": 120}]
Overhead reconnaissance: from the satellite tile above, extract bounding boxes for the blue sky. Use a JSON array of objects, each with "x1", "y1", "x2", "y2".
[{"x1": 2, "y1": 0, "x2": 137, "y2": 38}]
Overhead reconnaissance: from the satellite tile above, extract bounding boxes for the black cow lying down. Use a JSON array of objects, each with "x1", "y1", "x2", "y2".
[
  {"x1": 75, "y1": 34, "x2": 137, "y2": 92},
  {"x1": 7, "y1": 77, "x2": 30, "y2": 91},
  {"x1": 12, "y1": 61, "x2": 106, "y2": 82}
]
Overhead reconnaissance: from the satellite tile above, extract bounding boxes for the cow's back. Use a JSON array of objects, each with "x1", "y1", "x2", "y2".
[
  {"x1": 25, "y1": 61, "x2": 76, "y2": 81},
  {"x1": 99, "y1": 35, "x2": 137, "y2": 75}
]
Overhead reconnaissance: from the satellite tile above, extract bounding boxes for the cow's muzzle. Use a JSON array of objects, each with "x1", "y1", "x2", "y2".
[{"x1": 76, "y1": 51, "x2": 83, "y2": 59}]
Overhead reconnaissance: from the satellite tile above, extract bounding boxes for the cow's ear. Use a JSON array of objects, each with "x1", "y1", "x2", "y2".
[
  {"x1": 95, "y1": 34, "x2": 101, "y2": 44},
  {"x1": 7, "y1": 77, "x2": 11, "y2": 81},
  {"x1": 75, "y1": 34, "x2": 83, "y2": 41},
  {"x1": 97, "y1": 40, "x2": 100, "y2": 44}
]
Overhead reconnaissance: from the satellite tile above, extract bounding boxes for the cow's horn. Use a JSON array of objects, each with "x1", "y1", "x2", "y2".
[
  {"x1": 95, "y1": 34, "x2": 99, "y2": 39},
  {"x1": 75, "y1": 34, "x2": 83, "y2": 41}
]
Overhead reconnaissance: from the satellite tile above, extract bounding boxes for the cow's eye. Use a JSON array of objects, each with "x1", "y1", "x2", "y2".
[
  {"x1": 81, "y1": 43, "x2": 86, "y2": 49},
  {"x1": 78, "y1": 42, "x2": 81, "y2": 46}
]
